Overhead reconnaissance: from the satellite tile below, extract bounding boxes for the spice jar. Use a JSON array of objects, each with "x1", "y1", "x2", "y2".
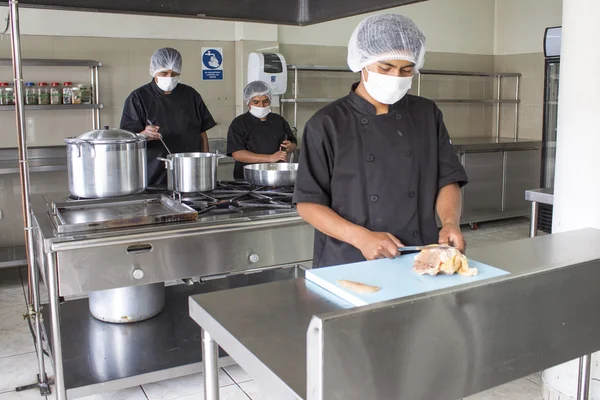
[
  {"x1": 5, "y1": 84, "x2": 14, "y2": 105},
  {"x1": 71, "y1": 85, "x2": 82, "y2": 104},
  {"x1": 78, "y1": 84, "x2": 93, "y2": 104},
  {"x1": 0, "y1": 82, "x2": 7, "y2": 105},
  {"x1": 62, "y1": 82, "x2": 73, "y2": 105},
  {"x1": 25, "y1": 82, "x2": 38, "y2": 105},
  {"x1": 50, "y1": 82, "x2": 62, "y2": 105},
  {"x1": 37, "y1": 82, "x2": 50, "y2": 105}
]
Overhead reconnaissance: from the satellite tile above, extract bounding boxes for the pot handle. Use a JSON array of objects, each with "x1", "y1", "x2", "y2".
[
  {"x1": 157, "y1": 157, "x2": 172, "y2": 169},
  {"x1": 77, "y1": 140, "x2": 96, "y2": 159}
]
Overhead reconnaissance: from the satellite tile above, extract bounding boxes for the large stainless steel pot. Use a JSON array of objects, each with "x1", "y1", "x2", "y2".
[
  {"x1": 158, "y1": 152, "x2": 224, "y2": 193},
  {"x1": 244, "y1": 163, "x2": 298, "y2": 186},
  {"x1": 65, "y1": 128, "x2": 147, "y2": 198},
  {"x1": 89, "y1": 283, "x2": 165, "y2": 323}
]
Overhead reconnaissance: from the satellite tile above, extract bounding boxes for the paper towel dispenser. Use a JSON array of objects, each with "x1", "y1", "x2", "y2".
[{"x1": 248, "y1": 53, "x2": 288, "y2": 95}]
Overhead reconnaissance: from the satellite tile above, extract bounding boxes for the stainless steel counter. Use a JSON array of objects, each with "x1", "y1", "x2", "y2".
[
  {"x1": 452, "y1": 136, "x2": 542, "y2": 152},
  {"x1": 190, "y1": 228, "x2": 600, "y2": 400},
  {"x1": 526, "y1": 187, "x2": 554, "y2": 238},
  {"x1": 525, "y1": 187, "x2": 554, "y2": 205}
]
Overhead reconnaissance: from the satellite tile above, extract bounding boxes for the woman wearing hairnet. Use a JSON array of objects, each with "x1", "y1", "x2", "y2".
[
  {"x1": 120, "y1": 47, "x2": 216, "y2": 187},
  {"x1": 293, "y1": 14, "x2": 469, "y2": 268},
  {"x1": 226, "y1": 80, "x2": 297, "y2": 180}
]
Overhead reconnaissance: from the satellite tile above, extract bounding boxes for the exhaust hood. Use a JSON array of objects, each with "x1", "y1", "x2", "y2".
[{"x1": 18, "y1": 0, "x2": 427, "y2": 25}]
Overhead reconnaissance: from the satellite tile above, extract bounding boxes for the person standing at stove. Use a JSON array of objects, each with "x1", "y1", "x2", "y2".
[
  {"x1": 293, "y1": 14, "x2": 469, "y2": 268},
  {"x1": 226, "y1": 80, "x2": 297, "y2": 180},
  {"x1": 120, "y1": 47, "x2": 217, "y2": 187}
]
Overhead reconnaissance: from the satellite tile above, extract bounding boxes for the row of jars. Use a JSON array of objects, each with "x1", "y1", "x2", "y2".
[{"x1": 0, "y1": 82, "x2": 94, "y2": 106}]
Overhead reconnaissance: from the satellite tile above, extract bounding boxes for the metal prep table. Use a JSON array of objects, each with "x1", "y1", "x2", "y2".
[
  {"x1": 190, "y1": 228, "x2": 600, "y2": 400},
  {"x1": 526, "y1": 187, "x2": 554, "y2": 237}
]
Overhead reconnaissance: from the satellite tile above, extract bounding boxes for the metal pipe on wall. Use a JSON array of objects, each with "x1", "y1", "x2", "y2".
[{"x1": 9, "y1": 0, "x2": 48, "y2": 391}]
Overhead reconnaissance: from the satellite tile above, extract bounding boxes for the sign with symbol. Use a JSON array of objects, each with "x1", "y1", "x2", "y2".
[{"x1": 201, "y1": 47, "x2": 223, "y2": 81}]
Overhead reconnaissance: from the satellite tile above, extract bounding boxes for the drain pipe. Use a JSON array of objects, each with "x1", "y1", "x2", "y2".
[{"x1": 9, "y1": 0, "x2": 49, "y2": 393}]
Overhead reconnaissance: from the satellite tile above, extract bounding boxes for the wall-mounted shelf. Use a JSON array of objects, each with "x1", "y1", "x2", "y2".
[
  {"x1": 0, "y1": 58, "x2": 102, "y2": 67},
  {"x1": 282, "y1": 65, "x2": 522, "y2": 140},
  {"x1": 0, "y1": 104, "x2": 104, "y2": 111}
]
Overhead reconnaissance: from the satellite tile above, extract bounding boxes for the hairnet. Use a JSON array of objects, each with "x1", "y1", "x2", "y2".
[
  {"x1": 149, "y1": 48, "x2": 183, "y2": 76},
  {"x1": 243, "y1": 80, "x2": 272, "y2": 105},
  {"x1": 347, "y1": 14, "x2": 426, "y2": 73}
]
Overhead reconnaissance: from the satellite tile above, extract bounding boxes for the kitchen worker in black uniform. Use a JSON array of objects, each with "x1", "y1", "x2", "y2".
[
  {"x1": 227, "y1": 80, "x2": 297, "y2": 180},
  {"x1": 293, "y1": 14, "x2": 469, "y2": 268},
  {"x1": 120, "y1": 47, "x2": 217, "y2": 187}
]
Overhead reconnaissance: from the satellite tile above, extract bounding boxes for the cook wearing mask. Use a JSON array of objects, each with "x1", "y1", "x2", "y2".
[
  {"x1": 226, "y1": 80, "x2": 297, "y2": 180},
  {"x1": 120, "y1": 47, "x2": 217, "y2": 187},
  {"x1": 293, "y1": 14, "x2": 469, "y2": 268}
]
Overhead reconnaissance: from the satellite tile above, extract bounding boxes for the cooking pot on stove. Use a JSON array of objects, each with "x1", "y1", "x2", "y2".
[
  {"x1": 158, "y1": 152, "x2": 225, "y2": 193},
  {"x1": 65, "y1": 127, "x2": 147, "y2": 198}
]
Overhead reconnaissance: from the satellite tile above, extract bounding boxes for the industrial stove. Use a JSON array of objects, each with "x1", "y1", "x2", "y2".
[{"x1": 30, "y1": 181, "x2": 314, "y2": 399}]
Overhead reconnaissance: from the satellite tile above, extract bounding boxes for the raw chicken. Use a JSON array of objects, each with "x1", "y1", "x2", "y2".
[
  {"x1": 337, "y1": 279, "x2": 381, "y2": 294},
  {"x1": 412, "y1": 245, "x2": 478, "y2": 276}
]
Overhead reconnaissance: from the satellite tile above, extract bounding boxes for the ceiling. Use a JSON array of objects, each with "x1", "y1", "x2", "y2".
[{"x1": 18, "y1": 0, "x2": 427, "y2": 25}]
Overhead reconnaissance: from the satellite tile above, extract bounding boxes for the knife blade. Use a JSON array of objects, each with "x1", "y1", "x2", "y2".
[{"x1": 398, "y1": 245, "x2": 453, "y2": 252}]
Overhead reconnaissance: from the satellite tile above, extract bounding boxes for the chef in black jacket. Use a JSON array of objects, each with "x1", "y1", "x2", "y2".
[
  {"x1": 120, "y1": 47, "x2": 217, "y2": 187},
  {"x1": 227, "y1": 80, "x2": 297, "y2": 180},
  {"x1": 293, "y1": 14, "x2": 469, "y2": 268}
]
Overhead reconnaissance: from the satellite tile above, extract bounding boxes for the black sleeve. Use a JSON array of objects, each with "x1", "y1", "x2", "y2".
[
  {"x1": 195, "y1": 92, "x2": 217, "y2": 133},
  {"x1": 292, "y1": 119, "x2": 333, "y2": 206},
  {"x1": 435, "y1": 106, "x2": 469, "y2": 189},
  {"x1": 283, "y1": 119, "x2": 297, "y2": 144},
  {"x1": 119, "y1": 93, "x2": 145, "y2": 134},
  {"x1": 226, "y1": 118, "x2": 247, "y2": 156}
]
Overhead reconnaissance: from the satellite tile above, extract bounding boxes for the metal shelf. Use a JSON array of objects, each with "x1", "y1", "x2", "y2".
[
  {"x1": 0, "y1": 244, "x2": 26, "y2": 269},
  {"x1": 280, "y1": 98, "x2": 337, "y2": 104},
  {"x1": 433, "y1": 99, "x2": 520, "y2": 104},
  {"x1": 285, "y1": 65, "x2": 522, "y2": 78},
  {"x1": 0, "y1": 104, "x2": 103, "y2": 111},
  {"x1": 287, "y1": 64, "x2": 353, "y2": 72},
  {"x1": 0, "y1": 58, "x2": 102, "y2": 67}
]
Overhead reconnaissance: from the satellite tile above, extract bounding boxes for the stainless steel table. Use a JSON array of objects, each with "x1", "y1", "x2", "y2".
[
  {"x1": 190, "y1": 229, "x2": 600, "y2": 400},
  {"x1": 525, "y1": 187, "x2": 554, "y2": 237}
]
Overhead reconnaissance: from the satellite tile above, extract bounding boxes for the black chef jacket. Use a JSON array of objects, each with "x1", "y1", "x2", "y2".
[
  {"x1": 120, "y1": 80, "x2": 217, "y2": 187},
  {"x1": 226, "y1": 111, "x2": 297, "y2": 179},
  {"x1": 293, "y1": 83, "x2": 468, "y2": 268}
]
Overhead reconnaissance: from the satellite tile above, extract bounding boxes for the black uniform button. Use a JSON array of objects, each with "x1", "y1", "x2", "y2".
[
  {"x1": 404, "y1": 150, "x2": 412, "y2": 157},
  {"x1": 408, "y1": 191, "x2": 415, "y2": 198},
  {"x1": 396, "y1": 114, "x2": 402, "y2": 120},
  {"x1": 412, "y1": 230, "x2": 419, "y2": 238},
  {"x1": 361, "y1": 117, "x2": 369, "y2": 125},
  {"x1": 370, "y1": 195, "x2": 379, "y2": 203},
  {"x1": 366, "y1": 154, "x2": 375, "y2": 162}
]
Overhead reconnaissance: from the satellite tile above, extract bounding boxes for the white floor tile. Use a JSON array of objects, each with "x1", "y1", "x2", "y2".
[
  {"x1": 0, "y1": 286, "x2": 26, "y2": 307},
  {"x1": 175, "y1": 385, "x2": 250, "y2": 400},
  {"x1": 239, "y1": 381, "x2": 277, "y2": 400},
  {"x1": 142, "y1": 369, "x2": 234, "y2": 400},
  {"x1": 77, "y1": 386, "x2": 148, "y2": 400},
  {"x1": 464, "y1": 377, "x2": 542, "y2": 400},
  {"x1": 0, "y1": 324, "x2": 36, "y2": 358},
  {"x1": 223, "y1": 364, "x2": 252, "y2": 383},
  {"x1": 526, "y1": 372, "x2": 543, "y2": 387},
  {"x1": 0, "y1": 388, "x2": 47, "y2": 399},
  {"x1": 0, "y1": 352, "x2": 43, "y2": 394},
  {"x1": 0, "y1": 304, "x2": 29, "y2": 330}
]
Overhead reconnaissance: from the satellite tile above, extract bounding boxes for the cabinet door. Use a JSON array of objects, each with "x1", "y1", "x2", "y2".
[
  {"x1": 504, "y1": 149, "x2": 542, "y2": 213},
  {"x1": 462, "y1": 152, "x2": 503, "y2": 221}
]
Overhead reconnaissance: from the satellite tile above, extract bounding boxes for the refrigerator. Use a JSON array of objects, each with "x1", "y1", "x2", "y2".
[{"x1": 538, "y1": 26, "x2": 562, "y2": 233}]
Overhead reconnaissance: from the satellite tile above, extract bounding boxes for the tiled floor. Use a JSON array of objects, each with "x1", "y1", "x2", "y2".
[{"x1": 0, "y1": 217, "x2": 545, "y2": 400}]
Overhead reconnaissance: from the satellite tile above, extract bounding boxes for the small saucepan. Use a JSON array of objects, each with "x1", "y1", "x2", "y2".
[{"x1": 243, "y1": 163, "x2": 298, "y2": 187}]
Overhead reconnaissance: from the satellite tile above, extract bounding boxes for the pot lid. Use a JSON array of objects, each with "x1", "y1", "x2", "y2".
[{"x1": 65, "y1": 127, "x2": 146, "y2": 144}]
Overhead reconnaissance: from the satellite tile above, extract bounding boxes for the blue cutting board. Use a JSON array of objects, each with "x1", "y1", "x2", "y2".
[{"x1": 305, "y1": 254, "x2": 509, "y2": 306}]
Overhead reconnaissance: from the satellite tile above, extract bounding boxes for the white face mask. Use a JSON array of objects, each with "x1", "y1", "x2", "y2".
[
  {"x1": 156, "y1": 76, "x2": 180, "y2": 92},
  {"x1": 362, "y1": 68, "x2": 413, "y2": 105},
  {"x1": 249, "y1": 106, "x2": 271, "y2": 119}
]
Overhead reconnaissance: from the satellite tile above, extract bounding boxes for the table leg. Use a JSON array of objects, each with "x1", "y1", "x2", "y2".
[
  {"x1": 47, "y1": 252, "x2": 66, "y2": 400},
  {"x1": 529, "y1": 201, "x2": 539, "y2": 238},
  {"x1": 202, "y1": 329, "x2": 220, "y2": 400},
  {"x1": 577, "y1": 354, "x2": 591, "y2": 400}
]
